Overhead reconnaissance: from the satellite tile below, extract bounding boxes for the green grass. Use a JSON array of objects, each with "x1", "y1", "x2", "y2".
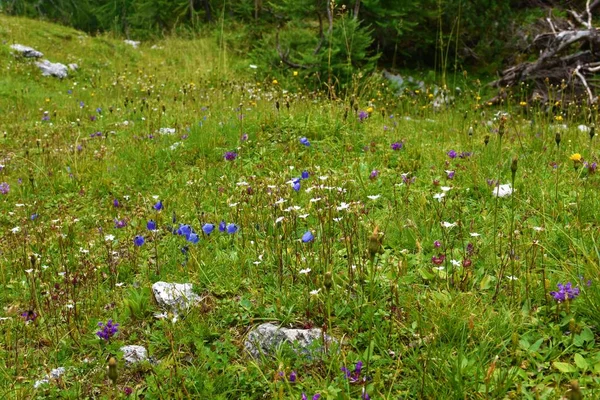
[{"x1": 1, "y1": 14, "x2": 600, "y2": 400}]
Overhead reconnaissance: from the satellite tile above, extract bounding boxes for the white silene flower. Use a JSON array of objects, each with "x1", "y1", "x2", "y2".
[
  {"x1": 104, "y1": 234, "x2": 115, "y2": 241},
  {"x1": 492, "y1": 184, "x2": 513, "y2": 198},
  {"x1": 470, "y1": 232, "x2": 481, "y2": 237},
  {"x1": 450, "y1": 260, "x2": 461, "y2": 267},
  {"x1": 367, "y1": 194, "x2": 381, "y2": 201},
  {"x1": 433, "y1": 193, "x2": 445, "y2": 202},
  {"x1": 11, "y1": 226, "x2": 20, "y2": 233},
  {"x1": 275, "y1": 216, "x2": 285, "y2": 224},
  {"x1": 299, "y1": 268, "x2": 311, "y2": 274},
  {"x1": 337, "y1": 202, "x2": 350, "y2": 211},
  {"x1": 298, "y1": 214, "x2": 310, "y2": 219},
  {"x1": 441, "y1": 221, "x2": 457, "y2": 228},
  {"x1": 506, "y1": 275, "x2": 518, "y2": 281},
  {"x1": 310, "y1": 289, "x2": 321, "y2": 296},
  {"x1": 440, "y1": 186, "x2": 452, "y2": 192}
]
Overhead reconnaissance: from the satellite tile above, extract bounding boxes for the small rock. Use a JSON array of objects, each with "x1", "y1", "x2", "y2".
[
  {"x1": 159, "y1": 127, "x2": 176, "y2": 135},
  {"x1": 152, "y1": 281, "x2": 200, "y2": 313},
  {"x1": 578, "y1": 124, "x2": 590, "y2": 133},
  {"x1": 120, "y1": 345, "x2": 148, "y2": 364},
  {"x1": 124, "y1": 40, "x2": 140, "y2": 49},
  {"x1": 36, "y1": 60, "x2": 68, "y2": 78},
  {"x1": 10, "y1": 44, "x2": 43, "y2": 58},
  {"x1": 244, "y1": 322, "x2": 337, "y2": 359}
]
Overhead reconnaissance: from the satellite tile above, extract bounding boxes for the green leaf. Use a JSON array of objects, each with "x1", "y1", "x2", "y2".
[
  {"x1": 479, "y1": 275, "x2": 493, "y2": 290},
  {"x1": 553, "y1": 361, "x2": 577, "y2": 373},
  {"x1": 529, "y1": 338, "x2": 544, "y2": 353},
  {"x1": 574, "y1": 353, "x2": 588, "y2": 370}
]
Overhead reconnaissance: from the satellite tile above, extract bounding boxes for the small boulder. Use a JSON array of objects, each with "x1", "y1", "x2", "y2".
[
  {"x1": 124, "y1": 40, "x2": 140, "y2": 49},
  {"x1": 10, "y1": 44, "x2": 43, "y2": 58},
  {"x1": 36, "y1": 60, "x2": 68, "y2": 78},
  {"x1": 244, "y1": 322, "x2": 337, "y2": 359},
  {"x1": 152, "y1": 281, "x2": 200, "y2": 313},
  {"x1": 120, "y1": 345, "x2": 148, "y2": 364}
]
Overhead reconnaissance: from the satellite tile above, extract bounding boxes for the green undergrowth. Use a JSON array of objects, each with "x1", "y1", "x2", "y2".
[{"x1": 1, "y1": 14, "x2": 600, "y2": 400}]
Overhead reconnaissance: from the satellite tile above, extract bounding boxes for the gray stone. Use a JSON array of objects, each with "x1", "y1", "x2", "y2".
[
  {"x1": 244, "y1": 322, "x2": 337, "y2": 358},
  {"x1": 10, "y1": 44, "x2": 43, "y2": 58},
  {"x1": 36, "y1": 60, "x2": 68, "y2": 78},
  {"x1": 152, "y1": 281, "x2": 200, "y2": 313},
  {"x1": 120, "y1": 345, "x2": 148, "y2": 364},
  {"x1": 124, "y1": 40, "x2": 140, "y2": 49}
]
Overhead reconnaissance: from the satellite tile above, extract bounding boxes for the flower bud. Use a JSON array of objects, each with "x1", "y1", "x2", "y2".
[{"x1": 108, "y1": 357, "x2": 118, "y2": 384}]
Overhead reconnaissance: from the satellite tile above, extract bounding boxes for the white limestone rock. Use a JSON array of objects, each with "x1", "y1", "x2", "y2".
[
  {"x1": 244, "y1": 322, "x2": 337, "y2": 359},
  {"x1": 11, "y1": 44, "x2": 43, "y2": 58},
  {"x1": 120, "y1": 345, "x2": 148, "y2": 364},
  {"x1": 36, "y1": 60, "x2": 68, "y2": 78},
  {"x1": 152, "y1": 282, "x2": 200, "y2": 313},
  {"x1": 124, "y1": 40, "x2": 140, "y2": 49}
]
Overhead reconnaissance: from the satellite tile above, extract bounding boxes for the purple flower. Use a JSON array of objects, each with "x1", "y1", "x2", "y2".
[
  {"x1": 21, "y1": 310, "x2": 37, "y2": 322},
  {"x1": 301, "y1": 170, "x2": 309, "y2": 179},
  {"x1": 224, "y1": 151, "x2": 238, "y2": 161},
  {"x1": 187, "y1": 233, "x2": 199, "y2": 244},
  {"x1": 147, "y1": 220, "x2": 157, "y2": 230},
  {"x1": 446, "y1": 170, "x2": 455, "y2": 179},
  {"x1": 391, "y1": 142, "x2": 403, "y2": 151},
  {"x1": 292, "y1": 179, "x2": 301, "y2": 192},
  {"x1": 358, "y1": 111, "x2": 368, "y2": 121},
  {"x1": 342, "y1": 361, "x2": 366, "y2": 383},
  {"x1": 369, "y1": 170, "x2": 379, "y2": 180},
  {"x1": 302, "y1": 231, "x2": 314, "y2": 243},
  {"x1": 114, "y1": 218, "x2": 127, "y2": 229},
  {"x1": 434, "y1": 240, "x2": 442, "y2": 248},
  {"x1": 153, "y1": 200, "x2": 164, "y2": 211},
  {"x1": 177, "y1": 224, "x2": 192, "y2": 237},
  {"x1": 96, "y1": 319, "x2": 119, "y2": 341},
  {"x1": 42, "y1": 113, "x2": 50, "y2": 121},
  {"x1": 113, "y1": 198, "x2": 120, "y2": 208},
  {"x1": 202, "y1": 224, "x2": 215, "y2": 235},
  {"x1": 361, "y1": 388, "x2": 370, "y2": 400},
  {"x1": 300, "y1": 137, "x2": 310, "y2": 147},
  {"x1": 31, "y1": 213, "x2": 39, "y2": 221},
  {"x1": 124, "y1": 387, "x2": 133, "y2": 396},
  {"x1": 0, "y1": 182, "x2": 9, "y2": 195},
  {"x1": 226, "y1": 223, "x2": 238, "y2": 234},
  {"x1": 289, "y1": 371, "x2": 297, "y2": 383},
  {"x1": 550, "y1": 282, "x2": 580, "y2": 302},
  {"x1": 219, "y1": 220, "x2": 226, "y2": 232},
  {"x1": 96, "y1": 107, "x2": 102, "y2": 114},
  {"x1": 447, "y1": 150, "x2": 457, "y2": 159},
  {"x1": 134, "y1": 235, "x2": 145, "y2": 246},
  {"x1": 459, "y1": 151, "x2": 472, "y2": 158},
  {"x1": 241, "y1": 133, "x2": 248, "y2": 141}
]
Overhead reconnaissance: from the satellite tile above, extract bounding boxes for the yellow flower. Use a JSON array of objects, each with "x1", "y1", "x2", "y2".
[
  {"x1": 520, "y1": 101, "x2": 527, "y2": 106},
  {"x1": 554, "y1": 115, "x2": 563, "y2": 121},
  {"x1": 366, "y1": 106, "x2": 374, "y2": 113},
  {"x1": 293, "y1": 71, "x2": 298, "y2": 76},
  {"x1": 428, "y1": 93, "x2": 434, "y2": 99},
  {"x1": 570, "y1": 153, "x2": 582, "y2": 162},
  {"x1": 272, "y1": 79, "x2": 278, "y2": 85}
]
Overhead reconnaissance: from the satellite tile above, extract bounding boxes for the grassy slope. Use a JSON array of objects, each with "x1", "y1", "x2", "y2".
[{"x1": 1, "y1": 14, "x2": 600, "y2": 400}]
